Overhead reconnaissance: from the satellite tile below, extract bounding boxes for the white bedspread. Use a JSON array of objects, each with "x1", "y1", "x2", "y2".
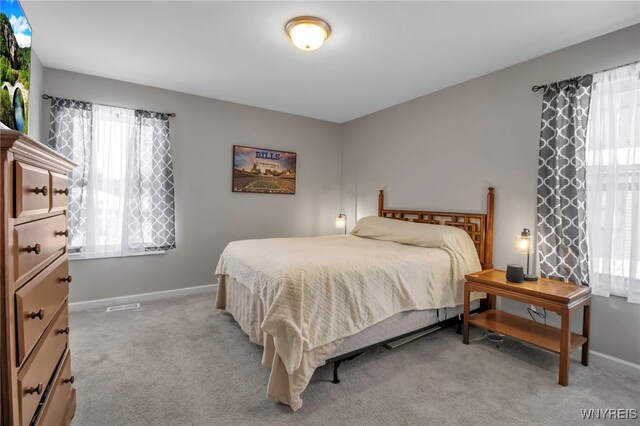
[{"x1": 215, "y1": 219, "x2": 482, "y2": 378}]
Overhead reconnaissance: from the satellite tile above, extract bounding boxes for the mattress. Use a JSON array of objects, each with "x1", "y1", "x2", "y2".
[{"x1": 216, "y1": 235, "x2": 478, "y2": 373}]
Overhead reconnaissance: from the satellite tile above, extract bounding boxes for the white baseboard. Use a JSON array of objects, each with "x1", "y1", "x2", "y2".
[
  {"x1": 69, "y1": 284, "x2": 217, "y2": 312},
  {"x1": 575, "y1": 347, "x2": 640, "y2": 378}
]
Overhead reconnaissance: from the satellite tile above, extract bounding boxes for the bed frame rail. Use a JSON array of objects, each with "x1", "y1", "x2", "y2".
[{"x1": 325, "y1": 309, "x2": 480, "y2": 384}]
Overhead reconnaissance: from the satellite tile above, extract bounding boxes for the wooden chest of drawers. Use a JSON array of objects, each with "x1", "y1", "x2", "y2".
[{"x1": 1, "y1": 130, "x2": 77, "y2": 426}]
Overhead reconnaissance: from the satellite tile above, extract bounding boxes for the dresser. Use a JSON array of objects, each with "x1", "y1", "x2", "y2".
[{"x1": 1, "y1": 130, "x2": 77, "y2": 426}]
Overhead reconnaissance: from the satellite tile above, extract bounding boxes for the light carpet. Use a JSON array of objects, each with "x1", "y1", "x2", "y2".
[{"x1": 69, "y1": 292, "x2": 639, "y2": 425}]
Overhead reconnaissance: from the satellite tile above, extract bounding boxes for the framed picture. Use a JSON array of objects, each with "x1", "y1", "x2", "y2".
[
  {"x1": 1, "y1": 0, "x2": 32, "y2": 132},
  {"x1": 233, "y1": 145, "x2": 297, "y2": 194}
]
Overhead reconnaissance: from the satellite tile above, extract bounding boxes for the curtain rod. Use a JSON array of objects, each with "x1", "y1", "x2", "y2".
[
  {"x1": 41, "y1": 94, "x2": 176, "y2": 118},
  {"x1": 531, "y1": 60, "x2": 639, "y2": 92}
]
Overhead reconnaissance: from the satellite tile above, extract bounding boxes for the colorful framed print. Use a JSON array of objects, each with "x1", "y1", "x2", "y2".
[{"x1": 232, "y1": 145, "x2": 297, "y2": 194}]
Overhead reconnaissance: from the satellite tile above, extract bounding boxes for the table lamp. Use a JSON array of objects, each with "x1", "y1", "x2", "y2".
[
  {"x1": 515, "y1": 228, "x2": 537, "y2": 281},
  {"x1": 335, "y1": 213, "x2": 347, "y2": 235}
]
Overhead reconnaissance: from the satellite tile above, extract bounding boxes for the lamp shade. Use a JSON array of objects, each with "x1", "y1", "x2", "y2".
[
  {"x1": 285, "y1": 16, "x2": 331, "y2": 51},
  {"x1": 335, "y1": 214, "x2": 346, "y2": 229},
  {"x1": 515, "y1": 228, "x2": 533, "y2": 254}
]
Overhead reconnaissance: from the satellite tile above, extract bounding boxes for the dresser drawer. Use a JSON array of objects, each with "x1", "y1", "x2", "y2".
[
  {"x1": 15, "y1": 256, "x2": 70, "y2": 365},
  {"x1": 15, "y1": 161, "x2": 51, "y2": 217},
  {"x1": 50, "y1": 171, "x2": 70, "y2": 213},
  {"x1": 13, "y1": 215, "x2": 68, "y2": 288},
  {"x1": 17, "y1": 304, "x2": 68, "y2": 426},
  {"x1": 35, "y1": 349, "x2": 74, "y2": 426}
]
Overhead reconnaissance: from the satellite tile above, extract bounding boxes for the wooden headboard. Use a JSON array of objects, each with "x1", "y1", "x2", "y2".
[{"x1": 377, "y1": 187, "x2": 494, "y2": 269}]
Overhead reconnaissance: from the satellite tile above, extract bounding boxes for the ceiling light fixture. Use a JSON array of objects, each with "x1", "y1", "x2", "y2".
[{"x1": 285, "y1": 16, "x2": 331, "y2": 51}]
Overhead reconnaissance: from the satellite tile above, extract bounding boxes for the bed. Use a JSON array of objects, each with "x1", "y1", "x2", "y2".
[{"x1": 215, "y1": 188, "x2": 495, "y2": 411}]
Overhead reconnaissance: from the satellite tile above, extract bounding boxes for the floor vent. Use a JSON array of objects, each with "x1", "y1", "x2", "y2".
[{"x1": 106, "y1": 303, "x2": 141, "y2": 312}]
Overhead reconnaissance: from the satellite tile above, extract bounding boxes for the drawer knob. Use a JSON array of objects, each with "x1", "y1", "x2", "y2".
[
  {"x1": 30, "y1": 308, "x2": 45, "y2": 320},
  {"x1": 58, "y1": 326, "x2": 70, "y2": 335},
  {"x1": 26, "y1": 383, "x2": 43, "y2": 395},
  {"x1": 33, "y1": 186, "x2": 48, "y2": 196},
  {"x1": 55, "y1": 230, "x2": 69, "y2": 237},
  {"x1": 54, "y1": 188, "x2": 69, "y2": 196},
  {"x1": 60, "y1": 275, "x2": 73, "y2": 283},
  {"x1": 25, "y1": 243, "x2": 42, "y2": 255},
  {"x1": 63, "y1": 376, "x2": 75, "y2": 385}
]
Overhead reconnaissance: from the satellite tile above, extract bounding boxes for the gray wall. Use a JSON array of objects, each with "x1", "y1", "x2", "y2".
[
  {"x1": 41, "y1": 69, "x2": 343, "y2": 303},
  {"x1": 341, "y1": 24, "x2": 640, "y2": 365},
  {"x1": 27, "y1": 51, "x2": 43, "y2": 138}
]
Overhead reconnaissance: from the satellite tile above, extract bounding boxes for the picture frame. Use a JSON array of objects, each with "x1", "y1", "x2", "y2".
[
  {"x1": 232, "y1": 145, "x2": 297, "y2": 194},
  {"x1": 1, "y1": 0, "x2": 32, "y2": 132}
]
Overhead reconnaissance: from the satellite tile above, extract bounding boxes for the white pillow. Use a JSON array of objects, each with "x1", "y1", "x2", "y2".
[{"x1": 350, "y1": 216, "x2": 482, "y2": 278}]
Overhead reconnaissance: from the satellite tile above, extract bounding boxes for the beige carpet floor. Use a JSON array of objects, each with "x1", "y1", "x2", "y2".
[{"x1": 69, "y1": 292, "x2": 639, "y2": 425}]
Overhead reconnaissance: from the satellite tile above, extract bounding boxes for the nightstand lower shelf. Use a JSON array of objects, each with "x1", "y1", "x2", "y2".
[{"x1": 469, "y1": 309, "x2": 587, "y2": 354}]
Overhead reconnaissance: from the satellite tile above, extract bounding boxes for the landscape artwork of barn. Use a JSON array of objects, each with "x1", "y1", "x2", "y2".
[
  {"x1": 1, "y1": 0, "x2": 31, "y2": 132},
  {"x1": 233, "y1": 145, "x2": 297, "y2": 194}
]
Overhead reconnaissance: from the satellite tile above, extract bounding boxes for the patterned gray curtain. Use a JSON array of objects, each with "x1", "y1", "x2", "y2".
[
  {"x1": 48, "y1": 98, "x2": 175, "y2": 254},
  {"x1": 127, "y1": 110, "x2": 176, "y2": 251},
  {"x1": 536, "y1": 76, "x2": 593, "y2": 285},
  {"x1": 47, "y1": 97, "x2": 93, "y2": 252}
]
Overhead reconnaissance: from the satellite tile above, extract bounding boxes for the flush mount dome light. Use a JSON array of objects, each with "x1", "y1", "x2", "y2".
[{"x1": 285, "y1": 16, "x2": 331, "y2": 51}]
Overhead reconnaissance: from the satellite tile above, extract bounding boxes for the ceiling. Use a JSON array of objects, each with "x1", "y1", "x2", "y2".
[{"x1": 22, "y1": 1, "x2": 640, "y2": 123}]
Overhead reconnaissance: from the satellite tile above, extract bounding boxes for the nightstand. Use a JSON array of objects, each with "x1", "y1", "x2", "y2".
[{"x1": 462, "y1": 269, "x2": 591, "y2": 386}]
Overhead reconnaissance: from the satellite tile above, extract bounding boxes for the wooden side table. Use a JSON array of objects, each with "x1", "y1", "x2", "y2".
[{"x1": 463, "y1": 269, "x2": 591, "y2": 386}]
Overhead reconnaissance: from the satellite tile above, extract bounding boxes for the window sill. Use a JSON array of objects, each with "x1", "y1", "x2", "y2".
[
  {"x1": 592, "y1": 291, "x2": 633, "y2": 302},
  {"x1": 590, "y1": 271, "x2": 637, "y2": 301},
  {"x1": 69, "y1": 250, "x2": 165, "y2": 261}
]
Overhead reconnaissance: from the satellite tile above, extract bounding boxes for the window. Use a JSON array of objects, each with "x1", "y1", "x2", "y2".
[
  {"x1": 585, "y1": 62, "x2": 640, "y2": 303},
  {"x1": 48, "y1": 98, "x2": 176, "y2": 259}
]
